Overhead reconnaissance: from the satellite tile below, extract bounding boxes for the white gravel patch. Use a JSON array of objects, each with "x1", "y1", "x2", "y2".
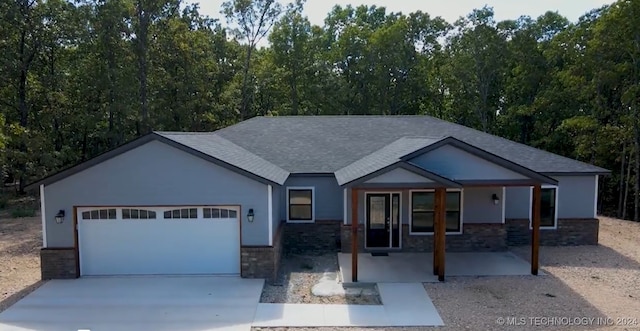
[
  {"x1": 311, "y1": 272, "x2": 377, "y2": 297},
  {"x1": 260, "y1": 254, "x2": 381, "y2": 305}
]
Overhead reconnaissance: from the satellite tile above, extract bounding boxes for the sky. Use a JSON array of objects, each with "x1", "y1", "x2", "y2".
[{"x1": 189, "y1": 0, "x2": 615, "y2": 27}]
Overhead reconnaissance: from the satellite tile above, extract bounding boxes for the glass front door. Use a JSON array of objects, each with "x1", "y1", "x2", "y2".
[{"x1": 366, "y1": 193, "x2": 401, "y2": 249}]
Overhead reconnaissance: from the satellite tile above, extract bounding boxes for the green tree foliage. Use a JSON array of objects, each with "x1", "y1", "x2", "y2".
[{"x1": 0, "y1": 0, "x2": 638, "y2": 219}]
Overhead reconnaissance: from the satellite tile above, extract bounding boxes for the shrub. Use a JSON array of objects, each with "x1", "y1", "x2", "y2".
[{"x1": 10, "y1": 208, "x2": 36, "y2": 218}]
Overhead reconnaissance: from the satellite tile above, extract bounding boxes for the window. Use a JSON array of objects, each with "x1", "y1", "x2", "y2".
[
  {"x1": 410, "y1": 190, "x2": 462, "y2": 234},
  {"x1": 287, "y1": 187, "x2": 314, "y2": 222},
  {"x1": 122, "y1": 208, "x2": 157, "y2": 219},
  {"x1": 203, "y1": 207, "x2": 238, "y2": 219},
  {"x1": 163, "y1": 208, "x2": 198, "y2": 219},
  {"x1": 411, "y1": 192, "x2": 434, "y2": 233},
  {"x1": 540, "y1": 187, "x2": 557, "y2": 228},
  {"x1": 81, "y1": 208, "x2": 116, "y2": 220}
]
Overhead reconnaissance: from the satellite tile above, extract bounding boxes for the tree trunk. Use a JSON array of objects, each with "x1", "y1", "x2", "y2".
[
  {"x1": 240, "y1": 45, "x2": 254, "y2": 120},
  {"x1": 618, "y1": 143, "x2": 627, "y2": 218},
  {"x1": 635, "y1": 102, "x2": 639, "y2": 222},
  {"x1": 624, "y1": 146, "x2": 632, "y2": 220},
  {"x1": 135, "y1": 1, "x2": 150, "y2": 135}
]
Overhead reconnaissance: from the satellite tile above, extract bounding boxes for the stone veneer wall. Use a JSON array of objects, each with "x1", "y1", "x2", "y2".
[
  {"x1": 340, "y1": 224, "x2": 506, "y2": 252},
  {"x1": 241, "y1": 222, "x2": 284, "y2": 281},
  {"x1": 401, "y1": 224, "x2": 507, "y2": 252},
  {"x1": 506, "y1": 218, "x2": 599, "y2": 246},
  {"x1": 283, "y1": 220, "x2": 341, "y2": 255},
  {"x1": 340, "y1": 220, "x2": 599, "y2": 253},
  {"x1": 40, "y1": 248, "x2": 77, "y2": 279}
]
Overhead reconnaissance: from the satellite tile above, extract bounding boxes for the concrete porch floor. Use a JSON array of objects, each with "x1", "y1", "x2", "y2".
[{"x1": 338, "y1": 252, "x2": 537, "y2": 283}]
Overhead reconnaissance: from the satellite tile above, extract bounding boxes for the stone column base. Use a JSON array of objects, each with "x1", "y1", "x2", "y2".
[
  {"x1": 40, "y1": 248, "x2": 78, "y2": 279},
  {"x1": 241, "y1": 223, "x2": 284, "y2": 281}
]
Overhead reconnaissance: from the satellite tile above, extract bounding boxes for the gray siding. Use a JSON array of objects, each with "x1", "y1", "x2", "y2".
[
  {"x1": 554, "y1": 176, "x2": 597, "y2": 219},
  {"x1": 272, "y1": 185, "x2": 282, "y2": 237},
  {"x1": 503, "y1": 176, "x2": 597, "y2": 220},
  {"x1": 505, "y1": 187, "x2": 531, "y2": 219},
  {"x1": 44, "y1": 140, "x2": 269, "y2": 247},
  {"x1": 409, "y1": 144, "x2": 527, "y2": 180},
  {"x1": 281, "y1": 176, "x2": 343, "y2": 221},
  {"x1": 365, "y1": 168, "x2": 434, "y2": 184},
  {"x1": 463, "y1": 187, "x2": 503, "y2": 223},
  {"x1": 347, "y1": 188, "x2": 503, "y2": 225}
]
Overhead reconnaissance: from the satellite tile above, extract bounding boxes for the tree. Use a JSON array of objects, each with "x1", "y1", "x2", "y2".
[{"x1": 222, "y1": 0, "x2": 283, "y2": 119}]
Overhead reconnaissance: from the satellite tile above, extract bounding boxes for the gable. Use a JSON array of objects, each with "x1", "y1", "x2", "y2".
[
  {"x1": 365, "y1": 168, "x2": 434, "y2": 184},
  {"x1": 409, "y1": 144, "x2": 528, "y2": 181}
]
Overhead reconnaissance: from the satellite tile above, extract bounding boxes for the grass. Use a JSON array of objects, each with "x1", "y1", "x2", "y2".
[
  {"x1": 0, "y1": 187, "x2": 38, "y2": 218},
  {"x1": 10, "y1": 208, "x2": 37, "y2": 218}
]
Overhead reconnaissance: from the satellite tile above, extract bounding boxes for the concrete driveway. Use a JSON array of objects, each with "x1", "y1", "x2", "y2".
[{"x1": 0, "y1": 276, "x2": 264, "y2": 331}]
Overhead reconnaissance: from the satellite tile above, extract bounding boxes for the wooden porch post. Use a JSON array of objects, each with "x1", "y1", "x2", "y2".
[
  {"x1": 435, "y1": 187, "x2": 446, "y2": 281},
  {"x1": 351, "y1": 188, "x2": 358, "y2": 282},
  {"x1": 433, "y1": 189, "x2": 440, "y2": 275},
  {"x1": 531, "y1": 184, "x2": 541, "y2": 275}
]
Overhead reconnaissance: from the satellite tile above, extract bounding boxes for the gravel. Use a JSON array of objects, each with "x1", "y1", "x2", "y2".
[
  {"x1": 254, "y1": 217, "x2": 640, "y2": 331},
  {"x1": 0, "y1": 216, "x2": 44, "y2": 313},
  {"x1": 260, "y1": 254, "x2": 381, "y2": 305}
]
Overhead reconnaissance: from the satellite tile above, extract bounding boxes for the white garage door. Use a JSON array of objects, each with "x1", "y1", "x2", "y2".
[{"x1": 78, "y1": 206, "x2": 240, "y2": 276}]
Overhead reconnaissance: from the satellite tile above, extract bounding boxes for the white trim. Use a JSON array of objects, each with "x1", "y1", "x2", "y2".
[
  {"x1": 408, "y1": 188, "x2": 464, "y2": 236},
  {"x1": 343, "y1": 189, "x2": 347, "y2": 225},
  {"x1": 501, "y1": 186, "x2": 506, "y2": 224},
  {"x1": 363, "y1": 191, "x2": 403, "y2": 250},
  {"x1": 286, "y1": 186, "x2": 315, "y2": 223},
  {"x1": 529, "y1": 185, "x2": 559, "y2": 230},
  {"x1": 40, "y1": 184, "x2": 47, "y2": 248},
  {"x1": 268, "y1": 185, "x2": 273, "y2": 246},
  {"x1": 594, "y1": 175, "x2": 599, "y2": 218}
]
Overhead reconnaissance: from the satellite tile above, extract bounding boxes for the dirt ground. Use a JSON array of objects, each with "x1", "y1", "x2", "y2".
[
  {"x1": 260, "y1": 254, "x2": 381, "y2": 305},
  {"x1": 0, "y1": 216, "x2": 43, "y2": 313},
  {"x1": 254, "y1": 217, "x2": 640, "y2": 331}
]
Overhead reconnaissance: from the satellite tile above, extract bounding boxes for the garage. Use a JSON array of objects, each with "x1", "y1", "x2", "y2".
[{"x1": 77, "y1": 206, "x2": 240, "y2": 276}]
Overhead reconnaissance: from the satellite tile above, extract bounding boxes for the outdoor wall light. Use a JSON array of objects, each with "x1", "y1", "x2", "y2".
[
  {"x1": 247, "y1": 209, "x2": 255, "y2": 222},
  {"x1": 491, "y1": 194, "x2": 500, "y2": 205},
  {"x1": 55, "y1": 210, "x2": 65, "y2": 224}
]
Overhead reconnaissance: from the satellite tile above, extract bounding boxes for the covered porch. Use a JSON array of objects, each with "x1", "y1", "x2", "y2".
[
  {"x1": 338, "y1": 251, "x2": 535, "y2": 284},
  {"x1": 334, "y1": 136, "x2": 554, "y2": 283}
]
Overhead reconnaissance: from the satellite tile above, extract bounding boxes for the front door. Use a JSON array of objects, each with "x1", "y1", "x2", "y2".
[{"x1": 366, "y1": 193, "x2": 401, "y2": 249}]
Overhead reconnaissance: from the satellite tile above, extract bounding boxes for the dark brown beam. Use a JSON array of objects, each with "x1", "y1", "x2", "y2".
[
  {"x1": 531, "y1": 184, "x2": 541, "y2": 275},
  {"x1": 435, "y1": 187, "x2": 446, "y2": 281},
  {"x1": 433, "y1": 189, "x2": 440, "y2": 275},
  {"x1": 351, "y1": 188, "x2": 358, "y2": 282}
]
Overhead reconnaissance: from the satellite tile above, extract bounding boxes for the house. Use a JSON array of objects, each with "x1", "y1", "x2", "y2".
[{"x1": 29, "y1": 116, "x2": 608, "y2": 282}]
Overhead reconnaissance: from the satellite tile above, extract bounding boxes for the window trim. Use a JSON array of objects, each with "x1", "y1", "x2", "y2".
[
  {"x1": 409, "y1": 188, "x2": 464, "y2": 236},
  {"x1": 286, "y1": 187, "x2": 315, "y2": 223},
  {"x1": 529, "y1": 185, "x2": 559, "y2": 230}
]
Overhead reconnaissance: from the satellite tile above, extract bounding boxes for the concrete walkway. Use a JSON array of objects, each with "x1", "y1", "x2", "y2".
[
  {"x1": 339, "y1": 251, "x2": 536, "y2": 283},
  {"x1": 252, "y1": 283, "x2": 443, "y2": 327},
  {"x1": 0, "y1": 276, "x2": 264, "y2": 331}
]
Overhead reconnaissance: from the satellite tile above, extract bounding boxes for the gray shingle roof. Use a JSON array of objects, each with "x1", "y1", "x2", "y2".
[
  {"x1": 216, "y1": 116, "x2": 609, "y2": 175},
  {"x1": 335, "y1": 137, "x2": 443, "y2": 185},
  {"x1": 156, "y1": 132, "x2": 290, "y2": 185}
]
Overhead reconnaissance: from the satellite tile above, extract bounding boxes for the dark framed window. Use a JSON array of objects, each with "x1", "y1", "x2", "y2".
[
  {"x1": 411, "y1": 192, "x2": 435, "y2": 233},
  {"x1": 410, "y1": 190, "x2": 462, "y2": 233},
  {"x1": 540, "y1": 187, "x2": 557, "y2": 227},
  {"x1": 122, "y1": 208, "x2": 157, "y2": 220},
  {"x1": 163, "y1": 208, "x2": 198, "y2": 219},
  {"x1": 203, "y1": 207, "x2": 238, "y2": 219},
  {"x1": 81, "y1": 208, "x2": 116, "y2": 220},
  {"x1": 288, "y1": 188, "x2": 313, "y2": 222}
]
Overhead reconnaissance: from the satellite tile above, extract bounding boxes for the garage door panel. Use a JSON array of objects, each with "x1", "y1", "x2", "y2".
[{"x1": 78, "y1": 207, "x2": 240, "y2": 276}]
